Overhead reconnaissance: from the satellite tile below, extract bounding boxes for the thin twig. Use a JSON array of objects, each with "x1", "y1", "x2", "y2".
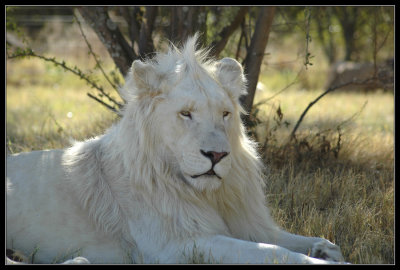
[
  {"x1": 290, "y1": 77, "x2": 376, "y2": 140},
  {"x1": 77, "y1": 7, "x2": 135, "y2": 76},
  {"x1": 87, "y1": 93, "x2": 122, "y2": 116},
  {"x1": 209, "y1": 7, "x2": 249, "y2": 58},
  {"x1": 253, "y1": 68, "x2": 304, "y2": 108},
  {"x1": 338, "y1": 100, "x2": 368, "y2": 128},
  {"x1": 74, "y1": 13, "x2": 119, "y2": 93},
  {"x1": 8, "y1": 49, "x2": 123, "y2": 113},
  {"x1": 304, "y1": 7, "x2": 313, "y2": 69}
]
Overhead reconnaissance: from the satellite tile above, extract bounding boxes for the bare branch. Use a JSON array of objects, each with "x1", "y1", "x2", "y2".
[
  {"x1": 77, "y1": 7, "x2": 135, "y2": 76},
  {"x1": 304, "y1": 7, "x2": 313, "y2": 69},
  {"x1": 209, "y1": 7, "x2": 249, "y2": 58},
  {"x1": 87, "y1": 93, "x2": 122, "y2": 116},
  {"x1": 74, "y1": 13, "x2": 119, "y2": 92},
  {"x1": 290, "y1": 77, "x2": 377, "y2": 140},
  {"x1": 235, "y1": 26, "x2": 245, "y2": 60},
  {"x1": 253, "y1": 68, "x2": 304, "y2": 108},
  {"x1": 8, "y1": 49, "x2": 123, "y2": 112}
]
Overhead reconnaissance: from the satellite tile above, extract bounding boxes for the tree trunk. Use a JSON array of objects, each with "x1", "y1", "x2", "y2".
[
  {"x1": 334, "y1": 7, "x2": 359, "y2": 61},
  {"x1": 196, "y1": 7, "x2": 208, "y2": 47},
  {"x1": 77, "y1": 7, "x2": 135, "y2": 77},
  {"x1": 76, "y1": 6, "x2": 274, "y2": 120},
  {"x1": 119, "y1": 7, "x2": 142, "y2": 50},
  {"x1": 138, "y1": 6, "x2": 158, "y2": 58},
  {"x1": 168, "y1": 7, "x2": 208, "y2": 47},
  {"x1": 240, "y1": 7, "x2": 276, "y2": 124},
  {"x1": 169, "y1": 7, "x2": 184, "y2": 43},
  {"x1": 315, "y1": 7, "x2": 336, "y2": 64}
]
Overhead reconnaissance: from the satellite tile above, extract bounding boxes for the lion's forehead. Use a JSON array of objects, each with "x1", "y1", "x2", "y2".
[
  {"x1": 169, "y1": 90, "x2": 233, "y2": 116},
  {"x1": 168, "y1": 78, "x2": 234, "y2": 110}
]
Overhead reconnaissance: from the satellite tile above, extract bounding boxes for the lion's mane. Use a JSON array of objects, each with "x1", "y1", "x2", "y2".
[{"x1": 62, "y1": 35, "x2": 279, "y2": 253}]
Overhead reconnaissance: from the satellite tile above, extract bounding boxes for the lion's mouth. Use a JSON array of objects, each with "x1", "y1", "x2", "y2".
[{"x1": 191, "y1": 169, "x2": 221, "y2": 179}]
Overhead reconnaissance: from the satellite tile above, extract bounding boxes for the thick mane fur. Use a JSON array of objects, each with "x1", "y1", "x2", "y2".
[{"x1": 62, "y1": 35, "x2": 279, "y2": 253}]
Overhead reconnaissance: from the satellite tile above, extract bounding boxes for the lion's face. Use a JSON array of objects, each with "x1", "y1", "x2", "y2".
[
  {"x1": 155, "y1": 74, "x2": 235, "y2": 191},
  {"x1": 125, "y1": 38, "x2": 247, "y2": 191}
]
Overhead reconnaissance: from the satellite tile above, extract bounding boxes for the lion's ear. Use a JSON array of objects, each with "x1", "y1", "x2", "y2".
[
  {"x1": 215, "y1": 58, "x2": 247, "y2": 100},
  {"x1": 131, "y1": 60, "x2": 161, "y2": 93}
]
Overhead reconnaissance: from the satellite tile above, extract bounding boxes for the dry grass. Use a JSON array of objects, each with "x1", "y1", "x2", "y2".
[
  {"x1": 6, "y1": 18, "x2": 394, "y2": 264},
  {"x1": 252, "y1": 86, "x2": 394, "y2": 264},
  {"x1": 6, "y1": 58, "x2": 120, "y2": 154},
  {"x1": 263, "y1": 135, "x2": 393, "y2": 264}
]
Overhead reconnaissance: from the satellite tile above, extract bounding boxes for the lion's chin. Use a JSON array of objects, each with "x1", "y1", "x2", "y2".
[
  {"x1": 191, "y1": 168, "x2": 221, "y2": 179},
  {"x1": 182, "y1": 173, "x2": 223, "y2": 191}
]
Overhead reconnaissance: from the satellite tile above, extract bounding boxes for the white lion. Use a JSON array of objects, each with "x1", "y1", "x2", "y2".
[{"x1": 6, "y1": 35, "x2": 345, "y2": 264}]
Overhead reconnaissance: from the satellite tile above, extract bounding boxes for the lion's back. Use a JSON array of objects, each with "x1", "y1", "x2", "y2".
[{"x1": 6, "y1": 149, "x2": 126, "y2": 263}]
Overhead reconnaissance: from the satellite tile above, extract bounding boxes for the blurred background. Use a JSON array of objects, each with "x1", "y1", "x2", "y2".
[{"x1": 6, "y1": 6, "x2": 394, "y2": 264}]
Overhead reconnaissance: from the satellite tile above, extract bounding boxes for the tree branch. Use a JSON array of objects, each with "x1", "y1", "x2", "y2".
[
  {"x1": 8, "y1": 49, "x2": 123, "y2": 113},
  {"x1": 74, "y1": 13, "x2": 119, "y2": 92},
  {"x1": 209, "y1": 7, "x2": 249, "y2": 58},
  {"x1": 253, "y1": 68, "x2": 303, "y2": 108},
  {"x1": 77, "y1": 7, "x2": 135, "y2": 76},
  {"x1": 87, "y1": 93, "x2": 122, "y2": 116},
  {"x1": 290, "y1": 77, "x2": 377, "y2": 140}
]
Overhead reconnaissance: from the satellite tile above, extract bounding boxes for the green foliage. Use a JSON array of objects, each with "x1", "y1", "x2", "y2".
[
  {"x1": 275, "y1": 6, "x2": 393, "y2": 63},
  {"x1": 6, "y1": 7, "x2": 18, "y2": 31}
]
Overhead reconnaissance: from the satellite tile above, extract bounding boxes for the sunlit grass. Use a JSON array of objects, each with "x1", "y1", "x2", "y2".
[
  {"x1": 6, "y1": 58, "x2": 120, "y2": 153},
  {"x1": 255, "y1": 80, "x2": 394, "y2": 134}
]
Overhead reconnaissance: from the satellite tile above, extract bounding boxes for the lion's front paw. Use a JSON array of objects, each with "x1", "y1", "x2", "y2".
[
  {"x1": 62, "y1": 257, "x2": 90, "y2": 264},
  {"x1": 311, "y1": 240, "x2": 344, "y2": 262}
]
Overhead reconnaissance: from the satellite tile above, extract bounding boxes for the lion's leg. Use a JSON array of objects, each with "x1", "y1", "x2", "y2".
[
  {"x1": 272, "y1": 230, "x2": 344, "y2": 262},
  {"x1": 162, "y1": 235, "x2": 335, "y2": 264}
]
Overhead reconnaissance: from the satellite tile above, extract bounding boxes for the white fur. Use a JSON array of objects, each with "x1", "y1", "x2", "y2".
[{"x1": 6, "y1": 34, "x2": 345, "y2": 264}]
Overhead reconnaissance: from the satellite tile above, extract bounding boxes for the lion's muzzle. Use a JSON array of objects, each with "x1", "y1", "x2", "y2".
[
  {"x1": 190, "y1": 150, "x2": 229, "y2": 179},
  {"x1": 200, "y1": 150, "x2": 229, "y2": 165}
]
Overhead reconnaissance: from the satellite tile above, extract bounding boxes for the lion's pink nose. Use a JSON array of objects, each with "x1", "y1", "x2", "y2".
[{"x1": 200, "y1": 150, "x2": 229, "y2": 165}]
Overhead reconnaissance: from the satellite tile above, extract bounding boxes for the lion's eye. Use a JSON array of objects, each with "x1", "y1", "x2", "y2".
[
  {"x1": 223, "y1": 111, "x2": 231, "y2": 118},
  {"x1": 180, "y1": 111, "x2": 192, "y2": 119}
]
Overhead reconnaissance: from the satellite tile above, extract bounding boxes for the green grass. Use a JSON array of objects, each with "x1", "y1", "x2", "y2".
[{"x1": 6, "y1": 21, "x2": 394, "y2": 264}]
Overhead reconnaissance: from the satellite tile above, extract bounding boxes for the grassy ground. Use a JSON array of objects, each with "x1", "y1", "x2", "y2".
[
  {"x1": 6, "y1": 57, "x2": 120, "y2": 153},
  {"x1": 6, "y1": 20, "x2": 394, "y2": 264},
  {"x1": 253, "y1": 77, "x2": 394, "y2": 264}
]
